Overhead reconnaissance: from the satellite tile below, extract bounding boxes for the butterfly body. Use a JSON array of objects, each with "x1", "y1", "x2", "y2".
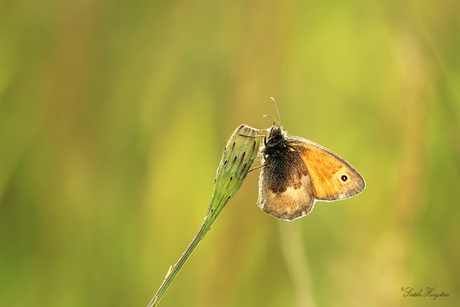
[{"x1": 258, "y1": 125, "x2": 365, "y2": 220}]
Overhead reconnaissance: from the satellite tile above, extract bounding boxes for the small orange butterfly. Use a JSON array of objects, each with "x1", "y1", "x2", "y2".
[{"x1": 257, "y1": 99, "x2": 365, "y2": 220}]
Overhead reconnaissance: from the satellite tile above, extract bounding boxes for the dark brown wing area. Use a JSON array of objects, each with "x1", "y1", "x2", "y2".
[
  {"x1": 257, "y1": 165, "x2": 316, "y2": 220},
  {"x1": 257, "y1": 146, "x2": 316, "y2": 220}
]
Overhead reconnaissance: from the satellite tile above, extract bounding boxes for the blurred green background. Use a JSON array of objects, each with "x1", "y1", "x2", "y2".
[{"x1": 1, "y1": 0, "x2": 459, "y2": 306}]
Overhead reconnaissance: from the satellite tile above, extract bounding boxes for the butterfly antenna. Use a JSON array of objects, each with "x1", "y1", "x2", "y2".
[
  {"x1": 262, "y1": 114, "x2": 280, "y2": 126},
  {"x1": 270, "y1": 97, "x2": 281, "y2": 126}
]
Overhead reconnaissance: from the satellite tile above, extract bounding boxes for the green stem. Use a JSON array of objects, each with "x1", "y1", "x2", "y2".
[
  {"x1": 148, "y1": 124, "x2": 262, "y2": 307},
  {"x1": 147, "y1": 220, "x2": 211, "y2": 307}
]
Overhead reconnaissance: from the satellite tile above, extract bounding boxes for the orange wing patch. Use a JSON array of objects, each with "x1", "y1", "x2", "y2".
[
  {"x1": 291, "y1": 138, "x2": 365, "y2": 201},
  {"x1": 301, "y1": 148, "x2": 344, "y2": 199}
]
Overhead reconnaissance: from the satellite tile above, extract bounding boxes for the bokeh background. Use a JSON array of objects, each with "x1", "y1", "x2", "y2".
[{"x1": 1, "y1": 0, "x2": 459, "y2": 306}]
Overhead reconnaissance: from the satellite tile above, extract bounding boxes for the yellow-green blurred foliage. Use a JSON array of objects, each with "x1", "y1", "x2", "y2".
[{"x1": 1, "y1": 0, "x2": 459, "y2": 306}]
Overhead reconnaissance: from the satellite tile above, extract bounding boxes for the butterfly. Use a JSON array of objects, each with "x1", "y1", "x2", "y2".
[{"x1": 257, "y1": 100, "x2": 365, "y2": 220}]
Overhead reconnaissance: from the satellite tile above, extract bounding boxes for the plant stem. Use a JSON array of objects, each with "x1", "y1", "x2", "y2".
[
  {"x1": 147, "y1": 124, "x2": 262, "y2": 307},
  {"x1": 147, "y1": 220, "x2": 211, "y2": 307}
]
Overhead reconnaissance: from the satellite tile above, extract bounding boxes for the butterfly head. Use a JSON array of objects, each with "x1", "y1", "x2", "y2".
[
  {"x1": 261, "y1": 125, "x2": 289, "y2": 160},
  {"x1": 266, "y1": 124, "x2": 283, "y2": 143}
]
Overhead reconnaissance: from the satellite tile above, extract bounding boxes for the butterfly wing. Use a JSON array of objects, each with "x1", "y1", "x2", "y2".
[
  {"x1": 258, "y1": 166, "x2": 316, "y2": 220},
  {"x1": 288, "y1": 136, "x2": 365, "y2": 201}
]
